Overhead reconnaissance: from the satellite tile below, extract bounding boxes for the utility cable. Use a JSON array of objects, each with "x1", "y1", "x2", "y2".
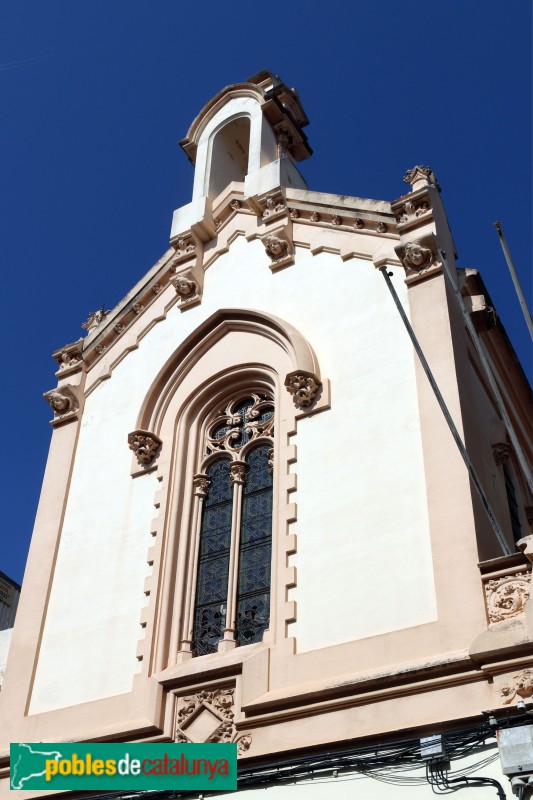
[{"x1": 379, "y1": 265, "x2": 511, "y2": 555}]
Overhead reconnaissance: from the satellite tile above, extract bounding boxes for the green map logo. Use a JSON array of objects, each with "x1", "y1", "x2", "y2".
[{"x1": 10, "y1": 743, "x2": 237, "y2": 790}]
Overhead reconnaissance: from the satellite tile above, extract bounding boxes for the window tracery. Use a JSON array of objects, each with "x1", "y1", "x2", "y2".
[{"x1": 189, "y1": 393, "x2": 274, "y2": 656}]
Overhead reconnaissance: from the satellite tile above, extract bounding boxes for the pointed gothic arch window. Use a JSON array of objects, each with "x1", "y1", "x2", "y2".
[{"x1": 191, "y1": 393, "x2": 274, "y2": 656}]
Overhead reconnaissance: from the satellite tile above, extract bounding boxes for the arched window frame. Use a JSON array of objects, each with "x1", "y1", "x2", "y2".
[{"x1": 128, "y1": 309, "x2": 329, "y2": 678}]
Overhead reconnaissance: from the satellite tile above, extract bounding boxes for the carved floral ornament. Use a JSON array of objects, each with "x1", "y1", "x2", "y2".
[
  {"x1": 499, "y1": 669, "x2": 533, "y2": 705},
  {"x1": 485, "y1": 572, "x2": 531, "y2": 623},
  {"x1": 262, "y1": 194, "x2": 286, "y2": 219},
  {"x1": 285, "y1": 371, "x2": 321, "y2": 408},
  {"x1": 205, "y1": 394, "x2": 274, "y2": 456},
  {"x1": 395, "y1": 199, "x2": 432, "y2": 225},
  {"x1": 175, "y1": 688, "x2": 252, "y2": 754},
  {"x1": 128, "y1": 429, "x2": 162, "y2": 465}
]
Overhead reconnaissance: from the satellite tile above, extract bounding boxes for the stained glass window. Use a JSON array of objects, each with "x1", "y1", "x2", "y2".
[
  {"x1": 191, "y1": 394, "x2": 274, "y2": 656},
  {"x1": 236, "y1": 445, "x2": 272, "y2": 646},
  {"x1": 192, "y1": 459, "x2": 232, "y2": 655}
]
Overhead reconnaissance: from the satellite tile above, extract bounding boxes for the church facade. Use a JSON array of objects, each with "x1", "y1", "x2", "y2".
[{"x1": 1, "y1": 71, "x2": 532, "y2": 798}]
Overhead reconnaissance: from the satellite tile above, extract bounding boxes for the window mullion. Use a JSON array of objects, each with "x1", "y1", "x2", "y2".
[{"x1": 219, "y1": 460, "x2": 247, "y2": 651}]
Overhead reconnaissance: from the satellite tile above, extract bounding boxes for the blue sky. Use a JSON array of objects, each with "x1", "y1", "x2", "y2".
[{"x1": 1, "y1": 1, "x2": 531, "y2": 584}]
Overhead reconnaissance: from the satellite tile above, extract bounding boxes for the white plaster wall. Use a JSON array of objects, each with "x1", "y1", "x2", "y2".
[{"x1": 31, "y1": 234, "x2": 435, "y2": 711}]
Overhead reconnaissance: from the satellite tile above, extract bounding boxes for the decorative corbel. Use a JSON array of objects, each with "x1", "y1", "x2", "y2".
[
  {"x1": 285, "y1": 370, "x2": 321, "y2": 408},
  {"x1": 261, "y1": 224, "x2": 294, "y2": 271},
  {"x1": 170, "y1": 269, "x2": 202, "y2": 311},
  {"x1": 44, "y1": 385, "x2": 80, "y2": 426},
  {"x1": 260, "y1": 192, "x2": 287, "y2": 223},
  {"x1": 53, "y1": 340, "x2": 84, "y2": 376},
  {"x1": 128, "y1": 429, "x2": 162, "y2": 466},
  {"x1": 394, "y1": 233, "x2": 441, "y2": 282},
  {"x1": 170, "y1": 233, "x2": 197, "y2": 269}
]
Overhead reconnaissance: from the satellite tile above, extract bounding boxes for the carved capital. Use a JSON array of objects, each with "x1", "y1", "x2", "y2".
[
  {"x1": 128, "y1": 429, "x2": 162, "y2": 465},
  {"x1": 485, "y1": 572, "x2": 531, "y2": 623},
  {"x1": 285, "y1": 370, "x2": 321, "y2": 408},
  {"x1": 230, "y1": 461, "x2": 247, "y2": 485},
  {"x1": 499, "y1": 669, "x2": 533, "y2": 705},
  {"x1": 492, "y1": 442, "x2": 511, "y2": 465},
  {"x1": 193, "y1": 474, "x2": 210, "y2": 497},
  {"x1": 175, "y1": 687, "x2": 252, "y2": 754}
]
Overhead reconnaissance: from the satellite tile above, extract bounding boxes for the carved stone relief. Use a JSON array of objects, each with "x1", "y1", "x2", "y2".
[
  {"x1": 492, "y1": 442, "x2": 511, "y2": 466},
  {"x1": 499, "y1": 669, "x2": 533, "y2": 704},
  {"x1": 170, "y1": 271, "x2": 201, "y2": 309},
  {"x1": 44, "y1": 386, "x2": 79, "y2": 422},
  {"x1": 230, "y1": 462, "x2": 247, "y2": 485},
  {"x1": 262, "y1": 194, "x2": 286, "y2": 220},
  {"x1": 128, "y1": 429, "x2": 162, "y2": 465},
  {"x1": 172, "y1": 276, "x2": 197, "y2": 299},
  {"x1": 230, "y1": 199, "x2": 241, "y2": 211},
  {"x1": 377, "y1": 222, "x2": 388, "y2": 233},
  {"x1": 275, "y1": 122, "x2": 294, "y2": 156},
  {"x1": 171, "y1": 234, "x2": 197, "y2": 267},
  {"x1": 331, "y1": 215, "x2": 341, "y2": 226},
  {"x1": 132, "y1": 303, "x2": 144, "y2": 315},
  {"x1": 262, "y1": 234, "x2": 289, "y2": 262},
  {"x1": 81, "y1": 308, "x2": 109, "y2": 333},
  {"x1": 310, "y1": 212, "x2": 320, "y2": 222},
  {"x1": 285, "y1": 371, "x2": 321, "y2": 408},
  {"x1": 54, "y1": 342, "x2": 84, "y2": 373},
  {"x1": 395, "y1": 200, "x2": 432, "y2": 225},
  {"x1": 175, "y1": 688, "x2": 252, "y2": 754},
  {"x1": 403, "y1": 165, "x2": 439, "y2": 190},
  {"x1": 395, "y1": 237, "x2": 437, "y2": 277},
  {"x1": 354, "y1": 218, "x2": 364, "y2": 229},
  {"x1": 485, "y1": 572, "x2": 531, "y2": 623}
]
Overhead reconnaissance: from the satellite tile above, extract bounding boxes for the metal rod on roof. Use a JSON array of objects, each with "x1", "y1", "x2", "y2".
[
  {"x1": 379, "y1": 265, "x2": 511, "y2": 556},
  {"x1": 493, "y1": 222, "x2": 533, "y2": 340},
  {"x1": 438, "y1": 248, "x2": 533, "y2": 496}
]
